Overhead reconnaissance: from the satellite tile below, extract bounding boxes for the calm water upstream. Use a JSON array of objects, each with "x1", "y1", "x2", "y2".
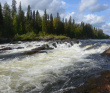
[{"x1": 0, "y1": 40, "x2": 110, "y2": 93}]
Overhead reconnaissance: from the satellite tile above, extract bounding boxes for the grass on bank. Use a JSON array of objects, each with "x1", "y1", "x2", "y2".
[{"x1": 13, "y1": 32, "x2": 70, "y2": 41}]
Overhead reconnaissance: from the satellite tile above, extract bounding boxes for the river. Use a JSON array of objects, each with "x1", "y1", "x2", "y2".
[{"x1": 0, "y1": 40, "x2": 110, "y2": 93}]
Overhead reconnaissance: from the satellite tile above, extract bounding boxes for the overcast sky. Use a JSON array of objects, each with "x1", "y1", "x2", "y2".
[{"x1": 0, "y1": 0, "x2": 110, "y2": 35}]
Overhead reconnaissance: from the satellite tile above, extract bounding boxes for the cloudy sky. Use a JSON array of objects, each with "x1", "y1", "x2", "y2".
[{"x1": 0, "y1": 0, "x2": 110, "y2": 35}]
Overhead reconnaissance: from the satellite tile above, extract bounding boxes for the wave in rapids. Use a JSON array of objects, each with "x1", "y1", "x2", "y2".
[{"x1": 0, "y1": 40, "x2": 110, "y2": 93}]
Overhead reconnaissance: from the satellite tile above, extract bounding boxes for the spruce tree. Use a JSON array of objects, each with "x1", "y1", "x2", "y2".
[
  {"x1": 3, "y1": 3, "x2": 13, "y2": 37},
  {"x1": 11, "y1": 0, "x2": 17, "y2": 17},
  {"x1": 49, "y1": 13, "x2": 53, "y2": 34},
  {"x1": 42, "y1": 9, "x2": 47, "y2": 35},
  {"x1": 35, "y1": 10, "x2": 42, "y2": 34}
]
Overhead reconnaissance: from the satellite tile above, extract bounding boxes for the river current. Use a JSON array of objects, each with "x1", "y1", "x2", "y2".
[{"x1": 0, "y1": 40, "x2": 110, "y2": 93}]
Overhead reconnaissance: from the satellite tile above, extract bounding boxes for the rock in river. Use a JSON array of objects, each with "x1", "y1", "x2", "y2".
[
  {"x1": 21, "y1": 44, "x2": 53, "y2": 55},
  {"x1": 101, "y1": 48, "x2": 110, "y2": 57},
  {"x1": 0, "y1": 47, "x2": 12, "y2": 51}
]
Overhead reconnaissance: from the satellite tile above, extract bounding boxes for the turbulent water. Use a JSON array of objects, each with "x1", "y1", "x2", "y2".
[{"x1": 0, "y1": 40, "x2": 110, "y2": 93}]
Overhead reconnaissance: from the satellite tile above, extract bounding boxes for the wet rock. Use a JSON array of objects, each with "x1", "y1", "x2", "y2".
[
  {"x1": 64, "y1": 38, "x2": 79, "y2": 44},
  {"x1": 21, "y1": 46, "x2": 45, "y2": 55},
  {"x1": 70, "y1": 41, "x2": 74, "y2": 46},
  {"x1": 72, "y1": 38, "x2": 79, "y2": 44},
  {"x1": 76, "y1": 70, "x2": 110, "y2": 93},
  {"x1": 58, "y1": 40, "x2": 62, "y2": 44},
  {"x1": 101, "y1": 48, "x2": 110, "y2": 57},
  {"x1": 0, "y1": 47, "x2": 12, "y2": 51},
  {"x1": 52, "y1": 43, "x2": 57, "y2": 48},
  {"x1": 27, "y1": 45, "x2": 32, "y2": 48},
  {"x1": 21, "y1": 44, "x2": 53, "y2": 55},
  {"x1": 16, "y1": 47, "x2": 24, "y2": 49},
  {"x1": 21, "y1": 50, "x2": 38, "y2": 55},
  {"x1": 43, "y1": 44, "x2": 53, "y2": 50}
]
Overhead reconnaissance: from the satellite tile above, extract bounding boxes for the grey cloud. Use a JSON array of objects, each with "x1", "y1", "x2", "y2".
[
  {"x1": 101, "y1": 23, "x2": 110, "y2": 35},
  {"x1": 79, "y1": 0, "x2": 98, "y2": 12},
  {"x1": 15, "y1": 0, "x2": 66, "y2": 17},
  {"x1": 79, "y1": 0, "x2": 109, "y2": 13},
  {"x1": 90, "y1": 4, "x2": 109, "y2": 13}
]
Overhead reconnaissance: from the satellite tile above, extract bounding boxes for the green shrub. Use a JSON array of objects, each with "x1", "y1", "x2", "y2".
[
  {"x1": 54, "y1": 35, "x2": 70, "y2": 39},
  {"x1": 13, "y1": 33, "x2": 21, "y2": 41},
  {"x1": 13, "y1": 32, "x2": 37, "y2": 41}
]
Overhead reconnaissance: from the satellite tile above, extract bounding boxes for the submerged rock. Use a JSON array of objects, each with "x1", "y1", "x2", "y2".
[{"x1": 101, "y1": 48, "x2": 110, "y2": 57}]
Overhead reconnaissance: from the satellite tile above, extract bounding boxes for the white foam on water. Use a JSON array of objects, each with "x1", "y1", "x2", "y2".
[
  {"x1": 0, "y1": 41, "x2": 48, "y2": 55},
  {"x1": 0, "y1": 41, "x2": 109, "y2": 93}
]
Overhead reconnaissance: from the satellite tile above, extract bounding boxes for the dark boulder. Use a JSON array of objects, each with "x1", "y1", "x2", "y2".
[
  {"x1": 101, "y1": 48, "x2": 110, "y2": 57},
  {"x1": 52, "y1": 43, "x2": 57, "y2": 48},
  {"x1": 16, "y1": 47, "x2": 24, "y2": 49}
]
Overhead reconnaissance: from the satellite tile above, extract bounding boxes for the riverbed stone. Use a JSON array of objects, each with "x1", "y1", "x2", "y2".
[{"x1": 101, "y1": 48, "x2": 110, "y2": 57}]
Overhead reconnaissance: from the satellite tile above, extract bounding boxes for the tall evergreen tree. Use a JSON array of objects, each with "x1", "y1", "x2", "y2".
[
  {"x1": 26, "y1": 5, "x2": 32, "y2": 32},
  {"x1": 11, "y1": 0, "x2": 17, "y2": 17},
  {"x1": 0, "y1": 3, "x2": 3, "y2": 37},
  {"x1": 18, "y1": 2, "x2": 25, "y2": 34},
  {"x1": 32, "y1": 10, "x2": 35, "y2": 32},
  {"x1": 3, "y1": 2, "x2": 13, "y2": 37},
  {"x1": 35, "y1": 10, "x2": 42, "y2": 34},
  {"x1": 42, "y1": 9, "x2": 48, "y2": 35},
  {"x1": 26, "y1": 5, "x2": 31, "y2": 21},
  {"x1": 49, "y1": 13, "x2": 53, "y2": 34},
  {"x1": 0, "y1": 3, "x2": 3, "y2": 26}
]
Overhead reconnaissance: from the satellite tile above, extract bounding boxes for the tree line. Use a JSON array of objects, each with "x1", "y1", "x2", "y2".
[{"x1": 0, "y1": 0, "x2": 109, "y2": 40}]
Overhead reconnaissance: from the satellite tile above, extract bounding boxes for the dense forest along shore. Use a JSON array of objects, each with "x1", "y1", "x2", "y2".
[{"x1": 0, "y1": 0, "x2": 109, "y2": 41}]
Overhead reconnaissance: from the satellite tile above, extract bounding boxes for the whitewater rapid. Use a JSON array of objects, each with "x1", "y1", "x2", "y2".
[{"x1": 0, "y1": 40, "x2": 110, "y2": 93}]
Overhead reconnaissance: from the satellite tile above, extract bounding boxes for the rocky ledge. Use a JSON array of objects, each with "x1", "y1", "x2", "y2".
[
  {"x1": 76, "y1": 70, "x2": 110, "y2": 93},
  {"x1": 101, "y1": 48, "x2": 110, "y2": 57}
]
